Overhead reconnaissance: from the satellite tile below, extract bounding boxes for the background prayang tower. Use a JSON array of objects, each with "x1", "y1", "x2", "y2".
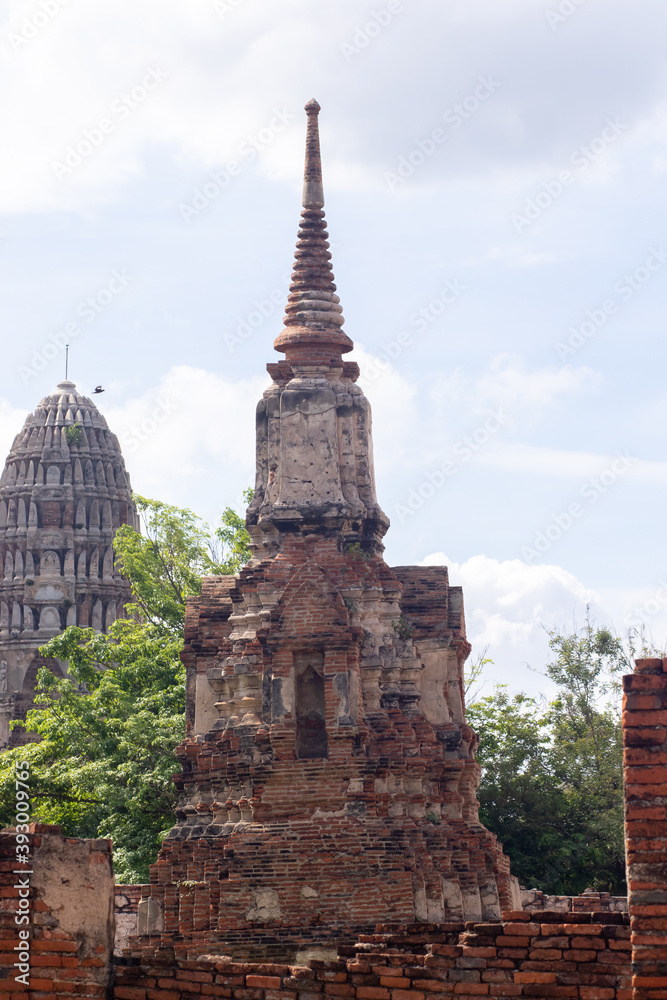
[
  {"x1": 0, "y1": 380, "x2": 137, "y2": 747},
  {"x1": 142, "y1": 100, "x2": 518, "y2": 956}
]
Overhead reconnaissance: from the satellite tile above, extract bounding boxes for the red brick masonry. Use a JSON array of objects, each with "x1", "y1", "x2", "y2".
[
  {"x1": 0, "y1": 824, "x2": 114, "y2": 999},
  {"x1": 623, "y1": 657, "x2": 667, "y2": 1000},
  {"x1": 1, "y1": 653, "x2": 663, "y2": 1000},
  {"x1": 116, "y1": 885, "x2": 150, "y2": 956},
  {"x1": 116, "y1": 913, "x2": 631, "y2": 1000}
]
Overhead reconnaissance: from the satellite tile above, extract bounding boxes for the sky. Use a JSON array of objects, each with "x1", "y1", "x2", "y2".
[{"x1": 1, "y1": 0, "x2": 666, "y2": 699}]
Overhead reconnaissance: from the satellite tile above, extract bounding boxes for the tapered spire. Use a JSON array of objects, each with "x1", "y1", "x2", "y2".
[
  {"x1": 274, "y1": 100, "x2": 353, "y2": 362},
  {"x1": 302, "y1": 98, "x2": 324, "y2": 208}
]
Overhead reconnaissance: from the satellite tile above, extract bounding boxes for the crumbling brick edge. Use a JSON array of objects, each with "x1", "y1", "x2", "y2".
[
  {"x1": 115, "y1": 912, "x2": 631, "y2": 1000},
  {"x1": 623, "y1": 656, "x2": 667, "y2": 1000}
]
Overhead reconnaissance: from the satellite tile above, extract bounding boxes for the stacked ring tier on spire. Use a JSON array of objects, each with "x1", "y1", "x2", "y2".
[{"x1": 274, "y1": 98, "x2": 354, "y2": 360}]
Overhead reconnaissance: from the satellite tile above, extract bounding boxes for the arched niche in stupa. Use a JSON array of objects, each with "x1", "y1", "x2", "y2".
[
  {"x1": 38, "y1": 606, "x2": 60, "y2": 631},
  {"x1": 294, "y1": 651, "x2": 328, "y2": 760},
  {"x1": 40, "y1": 551, "x2": 61, "y2": 577}
]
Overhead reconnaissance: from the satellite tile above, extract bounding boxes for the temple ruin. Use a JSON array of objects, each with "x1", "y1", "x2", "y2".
[
  {"x1": 128, "y1": 98, "x2": 518, "y2": 957},
  {"x1": 0, "y1": 380, "x2": 137, "y2": 745},
  {"x1": 0, "y1": 101, "x2": 661, "y2": 1000}
]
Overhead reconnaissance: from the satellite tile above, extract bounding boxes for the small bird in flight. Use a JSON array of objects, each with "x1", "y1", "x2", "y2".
[{"x1": 93, "y1": 386, "x2": 105, "y2": 394}]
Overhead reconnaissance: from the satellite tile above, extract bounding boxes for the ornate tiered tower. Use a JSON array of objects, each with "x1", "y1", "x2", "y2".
[
  {"x1": 137, "y1": 101, "x2": 518, "y2": 958},
  {"x1": 0, "y1": 380, "x2": 137, "y2": 746}
]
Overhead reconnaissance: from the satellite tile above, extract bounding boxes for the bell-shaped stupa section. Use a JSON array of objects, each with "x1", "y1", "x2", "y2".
[{"x1": 0, "y1": 380, "x2": 138, "y2": 747}]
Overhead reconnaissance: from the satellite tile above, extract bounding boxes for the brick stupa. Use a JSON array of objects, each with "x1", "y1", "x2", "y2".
[
  {"x1": 0, "y1": 381, "x2": 137, "y2": 747},
  {"x1": 139, "y1": 100, "x2": 519, "y2": 957}
]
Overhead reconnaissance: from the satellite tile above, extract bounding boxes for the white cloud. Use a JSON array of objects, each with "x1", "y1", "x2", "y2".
[
  {"x1": 104, "y1": 364, "x2": 264, "y2": 523},
  {"x1": 599, "y1": 582, "x2": 667, "y2": 652},
  {"x1": 477, "y1": 442, "x2": 667, "y2": 483},
  {"x1": 347, "y1": 352, "x2": 605, "y2": 481},
  {"x1": 431, "y1": 354, "x2": 603, "y2": 418},
  {"x1": 2, "y1": 0, "x2": 666, "y2": 212},
  {"x1": 353, "y1": 344, "x2": 418, "y2": 472},
  {"x1": 421, "y1": 550, "x2": 600, "y2": 698},
  {"x1": 0, "y1": 0, "x2": 665, "y2": 713}
]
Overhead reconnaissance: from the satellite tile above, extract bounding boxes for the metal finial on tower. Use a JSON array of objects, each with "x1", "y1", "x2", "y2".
[
  {"x1": 65, "y1": 344, "x2": 69, "y2": 381},
  {"x1": 274, "y1": 100, "x2": 353, "y2": 361}
]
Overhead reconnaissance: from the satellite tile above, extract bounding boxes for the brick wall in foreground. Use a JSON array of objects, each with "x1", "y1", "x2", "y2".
[
  {"x1": 623, "y1": 656, "x2": 667, "y2": 1000},
  {"x1": 0, "y1": 823, "x2": 114, "y2": 999},
  {"x1": 116, "y1": 912, "x2": 631, "y2": 1000}
]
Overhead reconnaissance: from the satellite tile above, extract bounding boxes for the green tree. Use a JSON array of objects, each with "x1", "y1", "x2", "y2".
[
  {"x1": 0, "y1": 622, "x2": 184, "y2": 882},
  {"x1": 0, "y1": 493, "x2": 253, "y2": 881},
  {"x1": 212, "y1": 488, "x2": 254, "y2": 576},
  {"x1": 468, "y1": 687, "x2": 574, "y2": 892},
  {"x1": 113, "y1": 493, "x2": 252, "y2": 633},
  {"x1": 468, "y1": 617, "x2": 629, "y2": 895},
  {"x1": 543, "y1": 620, "x2": 627, "y2": 893},
  {"x1": 464, "y1": 644, "x2": 492, "y2": 703}
]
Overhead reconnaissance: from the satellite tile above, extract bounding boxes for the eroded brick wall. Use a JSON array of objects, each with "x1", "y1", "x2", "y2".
[
  {"x1": 116, "y1": 912, "x2": 631, "y2": 1000},
  {"x1": 160, "y1": 543, "x2": 516, "y2": 949},
  {"x1": 0, "y1": 823, "x2": 114, "y2": 998},
  {"x1": 115, "y1": 885, "x2": 150, "y2": 957},
  {"x1": 520, "y1": 892, "x2": 628, "y2": 914},
  {"x1": 623, "y1": 657, "x2": 667, "y2": 1000}
]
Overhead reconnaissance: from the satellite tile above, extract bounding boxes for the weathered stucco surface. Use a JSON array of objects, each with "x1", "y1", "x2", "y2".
[
  {"x1": 0, "y1": 824, "x2": 114, "y2": 997},
  {"x1": 32, "y1": 830, "x2": 115, "y2": 958}
]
